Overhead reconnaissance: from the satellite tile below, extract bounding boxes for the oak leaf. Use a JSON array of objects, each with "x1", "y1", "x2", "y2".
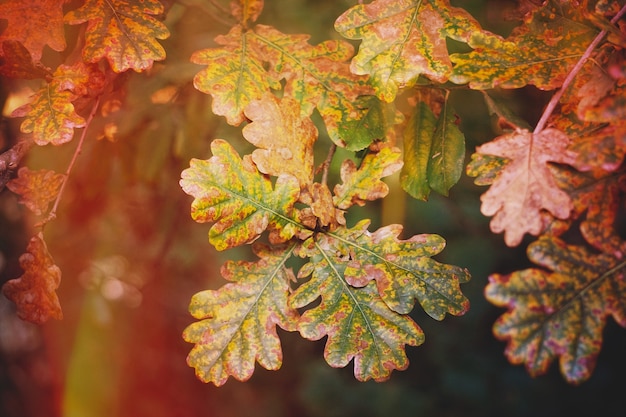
[
  {"x1": 485, "y1": 236, "x2": 626, "y2": 384},
  {"x1": 290, "y1": 237, "x2": 425, "y2": 382},
  {"x1": 191, "y1": 25, "x2": 280, "y2": 125},
  {"x1": 6, "y1": 167, "x2": 65, "y2": 216},
  {"x1": 335, "y1": 0, "x2": 491, "y2": 102},
  {"x1": 64, "y1": 0, "x2": 170, "y2": 73},
  {"x1": 230, "y1": 0, "x2": 264, "y2": 27},
  {"x1": 12, "y1": 85, "x2": 86, "y2": 146},
  {"x1": 333, "y1": 146, "x2": 403, "y2": 210},
  {"x1": 251, "y1": 25, "x2": 374, "y2": 146},
  {"x1": 329, "y1": 220, "x2": 470, "y2": 317},
  {"x1": 469, "y1": 128, "x2": 578, "y2": 246},
  {"x1": 242, "y1": 95, "x2": 316, "y2": 188},
  {"x1": 549, "y1": 165, "x2": 626, "y2": 258},
  {"x1": 2, "y1": 233, "x2": 63, "y2": 324},
  {"x1": 450, "y1": 2, "x2": 598, "y2": 89},
  {"x1": 179, "y1": 139, "x2": 301, "y2": 251},
  {"x1": 183, "y1": 242, "x2": 299, "y2": 386},
  {"x1": 0, "y1": 40, "x2": 52, "y2": 80},
  {"x1": 0, "y1": 0, "x2": 66, "y2": 60}
]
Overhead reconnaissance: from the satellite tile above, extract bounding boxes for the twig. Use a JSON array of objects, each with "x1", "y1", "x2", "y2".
[
  {"x1": 534, "y1": 4, "x2": 626, "y2": 134},
  {"x1": 319, "y1": 143, "x2": 336, "y2": 186},
  {"x1": 39, "y1": 96, "x2": 101, "y2": 227}
]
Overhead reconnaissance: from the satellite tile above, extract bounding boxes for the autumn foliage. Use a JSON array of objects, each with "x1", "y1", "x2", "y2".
[{"x1": 0, "y1": 0, "x2": 625, "y2": 390}]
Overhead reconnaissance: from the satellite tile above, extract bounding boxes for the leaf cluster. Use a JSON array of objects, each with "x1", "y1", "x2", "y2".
[{"x1": 0, "y1": 0, "x2": 625, "y2": 388}]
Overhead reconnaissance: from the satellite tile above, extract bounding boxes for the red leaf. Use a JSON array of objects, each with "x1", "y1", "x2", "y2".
[{"x1": 2, "y1": 233, "x2": 63, "y2": 324}]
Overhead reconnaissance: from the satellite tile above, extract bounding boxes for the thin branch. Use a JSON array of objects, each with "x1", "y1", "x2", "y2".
[
  {"x1": 534, "y1": 4, "x2": 626, "y2": 134},
  {"x1": 39, "y1": 96, "x2": 101, "y2": 227},
  {"x1": 319, "y1": 143, "x2": 336, "y2": 186}
]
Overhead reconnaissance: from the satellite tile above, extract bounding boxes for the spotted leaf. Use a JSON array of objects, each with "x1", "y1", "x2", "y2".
[
  {"x1": 179, "y1": 139, "x2": 301, "y2": 251},
  {"x1": 242, "y1": 94, "x2": 317, "y2": 188},
  {"x1": 64, "y1": 0, "x2": 170, "y2": 73},
  {"x1": 290, "y1": 237, "x2": 425, "y2": 382},
  {"x1": 333, "y1": 146, "x2": 403, "y2": 209},
  {"x1": 335, "y1": 0, "x2": 493, "y2": 101},
  {"x1": 485, "y1": 236, "x2": 626, "y2": 385},
  {"x1": 328, "y1": 220, "x2": 470, "y2": 317},
  {"x1": 450, "y1": 2, "x2": 598, "y2": 89},
  {"x1": 184, "y1": 242, "x2": 300, "y2": 386},
  {"x1": 6, "y1": 167, "x2": 65, "y2": 216},
  {"x1": 0, "y1": 0, "x2": 66, "y2": 60},
  {"x1": 2, "y1": 233, "x2": 63, "y2": 324}
]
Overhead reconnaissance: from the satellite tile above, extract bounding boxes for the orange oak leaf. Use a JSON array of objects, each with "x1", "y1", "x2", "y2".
[
  {"x1": 64, "y1": 0, "x2": 170, "y2": 72},
  {"x1": 242, "y1": 95, "x2": 317, "y2": 188},
  {"x1": 0, "y1": 0, "x2": 66, "y2": 61},
  {"x1": 11, "y1": 85, "x2": 85, "y2": 146},
  {"x1": 230, "y1": 0, "x2": 264, "y2": 27},
  {"x1": 471, "y1": 128, "x2": 578, "y2": 246},
  {"x1": 2, "y1": 233, "x2": 63, "y2": 324},
  {"x1": 6, "y1": 167, "x2": 65, "y2": 216}
]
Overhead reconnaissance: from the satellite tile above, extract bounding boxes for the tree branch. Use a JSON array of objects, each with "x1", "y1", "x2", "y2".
[{"x1": 534, "y1": 4, "x2": 626, "y2": 134}]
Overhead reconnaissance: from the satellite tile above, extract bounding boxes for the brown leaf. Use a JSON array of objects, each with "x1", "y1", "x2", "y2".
[
  {"x1": 0, "y1": 40, "x2": 52, "y2": 80},
  {"x1": 6, "y1": 167, "x2": 65, "y2": 215},
  {"x1": 2, "y1": 233, "x2": 63, "y2": 324}
]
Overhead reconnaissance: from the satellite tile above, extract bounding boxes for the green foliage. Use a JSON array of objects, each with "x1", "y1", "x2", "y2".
[{"x1": 1, "y1": 0, "x2": 625, "y2": 394}]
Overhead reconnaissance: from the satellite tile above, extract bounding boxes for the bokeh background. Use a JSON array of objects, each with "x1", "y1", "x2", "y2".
[{"x1": 1, "y1": 0, "x2": 625, "y2": 416}]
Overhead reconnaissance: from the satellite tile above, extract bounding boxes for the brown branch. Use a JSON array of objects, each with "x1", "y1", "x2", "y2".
[
  {"x1": 534, "y1": 4, "x2": 626, "y2": 134},
  {"x1": 38, "y1": 96, "x2": 101, "y2": 227},
  {"x1": 319, "y1": 143, "x2": 336, "y2": 186}
]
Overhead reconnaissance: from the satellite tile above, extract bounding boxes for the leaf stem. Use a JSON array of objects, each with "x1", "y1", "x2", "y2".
[
  {"x1": 40, "y1": 96, "x2": 101, "y2": 227},
  {"x1": 534, "y1": 4, "x2": 626, "y2": 134}
]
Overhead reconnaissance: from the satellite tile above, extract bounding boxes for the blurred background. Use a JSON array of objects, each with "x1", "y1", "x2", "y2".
[{"x1": 1, "y1": 0, "x2": 625, "y2": 416}]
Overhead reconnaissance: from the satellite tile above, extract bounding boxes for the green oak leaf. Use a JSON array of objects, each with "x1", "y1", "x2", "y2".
[
  {"x1": 290, "y1": 238, "x2": 425, "y2": 382},
  {"x1": 328, "y1": 220, "x2": 470, "y2": 317}
]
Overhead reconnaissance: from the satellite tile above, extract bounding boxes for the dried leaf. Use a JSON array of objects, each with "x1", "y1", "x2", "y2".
[
  {"x1": 469, "y1": 128, "x2": 578, "y2": 246},
  {"x1": 184, "y1": 242, "x2": 299, "y2": 386},
  {"x1": 485, "y1": 236, "x2": 626, "y2": 384},
  {"x1": 0, "y1": 0, "x2": 66, "y2": 60},
  {"x1": 0, "y1": 40, "x2": 52, "y2": 80},
  {"x1": 2, "y1": 233, "x2": 63, "y2": 324},
  {"x1": 6, "y1": 167, "x2": 65, "y2": 216},
  {"x1": 64, "y1": 0, "x2": 170, "y2": 72},
  {"x1": 242, "y1": 95, "x2": 317, "y2": 188}
]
